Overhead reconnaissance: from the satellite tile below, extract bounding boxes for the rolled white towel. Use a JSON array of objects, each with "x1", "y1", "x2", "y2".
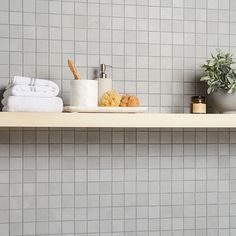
[
  {"x1": 2, "y1": 96, "x2": 63, "y2": 112},
  {"x1": 3, "y1": 84, "x2": 59, "y2": 98},
  {"x1": 8, "y1": 76, "x2": 59, "y2": 90}
]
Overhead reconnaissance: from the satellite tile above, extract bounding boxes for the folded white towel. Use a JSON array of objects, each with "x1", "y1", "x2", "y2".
[
  {"x1": 3, "y1": 84, "x2": 59, "y2": 98},
  {"x1": 8, "y1": 76, "x2": 59, "y2": 90},
  {"x1": 2, "y1": 96, "x2": 63, "y2": 112}
]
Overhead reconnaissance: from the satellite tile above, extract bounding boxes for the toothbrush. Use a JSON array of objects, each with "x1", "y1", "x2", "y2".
[{"x1": 67, "y1": 59, "x2": 81, "y2": 80}]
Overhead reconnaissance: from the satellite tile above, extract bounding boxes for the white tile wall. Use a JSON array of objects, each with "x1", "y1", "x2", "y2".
[
  {"x1": 1, "y1": 0, "x2": 236, "y2": 235},
  {"x1": 0, "y1": 128, "x2": 236, "y2": 236}
]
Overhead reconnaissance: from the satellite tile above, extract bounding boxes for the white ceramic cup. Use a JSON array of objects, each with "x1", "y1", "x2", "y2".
[{"x1": 70, "y1": 80, "x2": 98, "y2": 107}]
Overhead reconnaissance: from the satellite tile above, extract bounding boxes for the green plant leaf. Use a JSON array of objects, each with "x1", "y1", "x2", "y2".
[
  {"x1": 207, "y1": 87, "x2": 214, "y2": 94},
  {"x1": 200, "y1": 49, "x2": 236, "y2": 94},
  {"x1": 200, "y1": 76, "x2": 210, "y2": 81}
]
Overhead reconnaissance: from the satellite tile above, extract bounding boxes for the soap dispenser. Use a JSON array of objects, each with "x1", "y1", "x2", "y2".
[{"x1": 97, "y1": 64, "x2": 112, "y2": 101}]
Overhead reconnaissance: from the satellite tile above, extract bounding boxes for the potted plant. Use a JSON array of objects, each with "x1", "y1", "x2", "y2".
[{"x1": 201, "y1": 50, "x2": 236, "y2": 113}]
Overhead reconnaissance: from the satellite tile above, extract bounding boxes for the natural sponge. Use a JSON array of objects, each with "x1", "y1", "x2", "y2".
[
  {"x1": 99, "y1": 90, "x2": 122, "y2": 107},
  {"x1": 119, "y1": 94, "x2": 140, "y2": 107}
]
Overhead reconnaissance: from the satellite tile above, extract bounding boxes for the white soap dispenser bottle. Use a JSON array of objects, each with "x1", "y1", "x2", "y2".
[{"x1": 97, "y1": 64, "x2": 112, "y2": 101}]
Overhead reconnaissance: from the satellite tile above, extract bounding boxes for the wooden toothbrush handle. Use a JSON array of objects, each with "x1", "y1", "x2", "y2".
[{"x1": 67, "y1": 59, "x2": 80, "y2": 80}]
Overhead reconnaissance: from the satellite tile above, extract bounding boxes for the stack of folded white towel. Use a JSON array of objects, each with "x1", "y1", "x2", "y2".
[{"x1": 2, "y1": 76, "x2": 63, "y2": 112}]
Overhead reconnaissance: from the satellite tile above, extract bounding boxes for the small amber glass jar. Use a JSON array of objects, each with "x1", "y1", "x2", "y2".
[{"x1": 191, "y1": 96, "x2": 206, "y2": 114}]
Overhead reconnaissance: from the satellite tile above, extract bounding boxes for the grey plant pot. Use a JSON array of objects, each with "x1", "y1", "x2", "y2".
[{"x1": 211, "y1": 89, "x2": 236, "y2": 113}]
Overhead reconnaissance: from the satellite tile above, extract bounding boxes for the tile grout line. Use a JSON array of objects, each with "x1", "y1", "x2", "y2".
[
  {"x1": 47, "y1": 1, "x2": 50, "y2": 235},
  {"x1": 8, "y1": 0, "x2": 10, "y2": 235},
  {"x1": 111, "y1": 1, "x2": 114, "y2": 234},
  {"x1": 47, "y1": 128, "x2": 50, "y2": 236},
  {"x1": 123, "y1": 1, "x2": 125, "y2": 95},
  {"x1": 85, "y1": 2, "x2": 89, "y2": 235},
  {"x1": 60, "y1": 128, "x2": 62, "y2": 236},
  {"x1": 21, "y1": 0, "x2": 24, "y2": 234},
  {"x1": 60, "y1": 0, "x2": 63, "y2": 232},
  {"x1": 135, "y1": 128, "x2": 137, "y2": 235},
  {"x1": 171, "y1": 127, "x2": 173, "y2": 236},
  {"x1": 60, "y1": 0, "x2": 63, "y2": 101},
  {"x1": 159, "y1": 3, "x2": 162, "y2": 113},
  {"x1": 229, "y1": 4, "x2": 232, "y2": 235},
  {"x1": 206, "y1": 0, "x2": 209, "y2": 231},
  {"x1": 194, "y1": 128, "x2": 196, "y2": 236},
  {"x1": 194, "y1": 0, "x2": 197, "y2": 98},
  {"x1": 98, "y1": 1, "x2": 101, "y2": 234},
  {"x1": 159, "y1": 128, "x2": 161, "y2": 233},
  {"x1": 35, "y1": 127, "x2": 37, "y2": 236},
  {"x1": 206, "y1": 128, "x2": 208, "y2": 236},
  {"x1": 229, "y1": 129, "x2": 231, "y2": 236},
  {"x1": 35, "y1": 0, "x2": 38, "y2": 232},
  {"x1": 135, "y1": 2, "x2": 138, "y2": 235},
  {"x1": 73, "y1": 128, "x2": 75, "y2": 236},
  {"x1": 183, "y1": 129, "x2": 185, "y2": 236},
  {"x1": 217, "y1": 129, "x2": 219, "y2": 236},
  {"x1": 8, "y1": 127, "x2": 10, "y2": 235},
  {"x1": 123, "y1": 1, "x2": 126, "y2": 234},
  {"x1": 171, "y1": 0, "x2": 174, "y2": 114},
  {"x1": 146, "y1": 2, "x2": 150, "y2": 234},
  {"x1": 73, "y1": 2, "x2": 76, "y2": 235}
]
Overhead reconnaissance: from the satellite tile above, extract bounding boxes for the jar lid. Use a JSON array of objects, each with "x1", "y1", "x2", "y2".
[{"x1": 191, "y1": 96, "x2": 206, "y2": 103}]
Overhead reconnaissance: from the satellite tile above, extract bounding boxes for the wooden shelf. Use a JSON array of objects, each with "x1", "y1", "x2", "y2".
[{"x1": 0, "y1": 112, "x2": 235, "y2": 128}]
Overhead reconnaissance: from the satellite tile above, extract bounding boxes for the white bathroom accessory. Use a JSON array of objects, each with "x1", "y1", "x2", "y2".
[
  {"x1": 64, "y1": 106, "x2": 147, "y2": 113},
  {"x1": 2, "y1": 96, "x2": 63, "y2": 112},
  {"x1": 9, "y1": 76, "x2": 59, "y2": 88},
  {"x1": 97, "y1": 64, "x2": 112, "y2": 101},
  {"x1": 4, "y1": 84, "x2": 59, "y2": 98},
  {"x1": 2, "y1": 76, "x2": 63, "y2": 112},
  {"x1": 70, "y1": 80, "x2": 98, "y2": 107}
]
